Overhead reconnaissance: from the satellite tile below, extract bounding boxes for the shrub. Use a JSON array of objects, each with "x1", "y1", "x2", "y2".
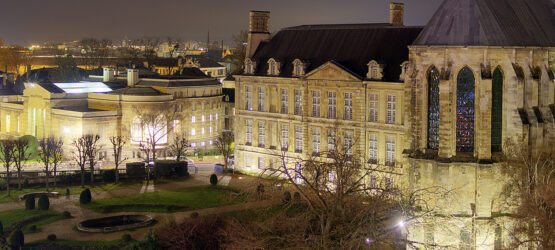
[
  {"x1": 102, "y1": 169, "x2": 117, "y2": 182},
  {"x1": 25, "y1": 196, "x2": 35, "y2": 210},
  {"x1": 80, "y1": 189, "x2": 92, "y2": 204},
  {"x1": 66, "y1": 188, "x2": 70, "y2": 196},
  {"x1": 126, "y1": 162, "x2": 146, "y2": 179},
  {"x1": 47, "y1": 234, "x2": 56, "y2": 241},
  {"x1": 23, "y1": 178, "x2": 29, "y2": 188},
  {"x1": 157, "y1": 216, "x2": 225, "y2": 250},
  {"x1": 174, "y1": 162, "x2": 188, "y2": 177},
  {"x1": 121, "y1": 234, "x2": 132, "y2": 242},
  {"x1": 38, "y1": 194, "x2": 50, "y2": 210},
  {"x1": 154, "y1": 161, "x2": 175, "y2": 177},
  {"x1": 190, "y1": 212, "x2": 199, "y2": 218},
  {"x1": 0, "y1": 220, "x2": 3, "y2": 235},
  {"x1": 282, "y1": 191, "x2": 291, "y2": 205},
  {"x1": 29, "y1": 225, "x2": 37, "y2": 231},
  {"x1": 62, "y1": 211, "x2": 71, "y2": 218},
  {"x1": 0, "y1": 179, "x2": 7, "y2": 191},
  {"x1": 210, "y1": 174, "x2": 218, "y2": 186},
  {"x1": 8, "y1": 230, "x2": 24, "y2": 249}
]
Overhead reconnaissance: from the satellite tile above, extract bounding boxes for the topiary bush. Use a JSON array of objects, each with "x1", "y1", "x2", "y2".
[
  {"x1": 66, "y1": 188, "x2": 70, "y2": 196},
  {"x1": 25, "y1": 196, "x2": 35, "y2": 210},
  {"x1": 38, "y1": 194, "x2": 50, "y2": 210},
  {"x1": 126, "y1": 162, "x2": 146, "y2": 179},
  {"x1": 101, "y1": 169, "x2": 116, "y2": 182},
  {"x1": 80, "y1": 189, "x2": 92, "y2": 204},
  {"x1": 121, "y1": 233, "x2": 132, "y2": 242},
  {"x1": 210, "y1": 174, "x2": 218, "y2": 186},
  {"x1": 29, "y1": 225, "x2": 37, "y2": 231},
  {"x1": 47, "y1": 234, "x2": 56, "y2": 241},
  {"x1": 62, "y1": 211, "x2": 71, "y2": 218},
  {"x1": 8, "y1": 230, "x2": 24, "y2": 249}
]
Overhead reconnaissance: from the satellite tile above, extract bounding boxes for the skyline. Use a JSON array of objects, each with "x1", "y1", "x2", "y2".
[{"x1": 0, "y1": 0, "x2": 444, "y2": 46}]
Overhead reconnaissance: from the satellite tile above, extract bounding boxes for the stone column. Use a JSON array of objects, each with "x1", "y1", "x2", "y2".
[
  {"x1": 477, "y1": 79, "x2": 492, "y2": 160},
  {"x1": 438, "y1": 79, "x2": 451, "y2": 158}
]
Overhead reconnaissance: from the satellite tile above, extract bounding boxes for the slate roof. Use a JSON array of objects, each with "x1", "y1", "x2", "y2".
[
  {"x1": 414, "y1": 0, "x2": 555, "y2": 46},
  {"x1": 136, "y1": 78, "x2": 221, "y2": 88},
  {"x1": 185, "y1": 56, "x2": 224, "y2": 68},
  {"x1": 249, "y1": 24, "x2": 422, "y2": 82},
  {"x1": 108, "y1": 87, "x2": 167, "y2": 96}
]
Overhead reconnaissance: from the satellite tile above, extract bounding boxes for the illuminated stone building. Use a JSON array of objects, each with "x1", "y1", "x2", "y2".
[
  {"x1": 0, "y1": 67, "x2": 223, "y2": 160},
  {"x1": 235, "y1": 1, "x2": 555, "y2": 249}
]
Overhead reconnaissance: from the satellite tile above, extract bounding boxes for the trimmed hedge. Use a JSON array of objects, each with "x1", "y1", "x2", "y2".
[
  {"x1": 210, "y1": 174, "x2": 218, "y2": 186},
  {"x1": 59, "y1": 172, "x2": 91, "y2": 185},
  {"x1": 9, "y1": 230, "x2": 24, "y2": 248},
  {"x1": 47, "y1": 234, "x2": 56, "y2": 241},
  {"x1": 80, "y1": 189, "x2": 92, "y2": 205},
  {"x1": 154, "y1": 160, "x2": 188, "y2": 178},
  {"x1": 38, "y1": 194, "x2": 50, "y2": 210},
  {"x1": 126, "y1": 162, "x2": 146, "y2": 179},
  {"x1": 25, "y1": 196, "x2": 35, "y2": 210},
  {"x1": 101, "y1": 169, "x2": 116, "y2": 182}
]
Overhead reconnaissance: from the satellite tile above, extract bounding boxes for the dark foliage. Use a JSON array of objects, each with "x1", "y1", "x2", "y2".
[
  {"x1": 282, "y1": 191, "x2": 291, "y2": 205},
  {"x1": 121, "y1": 234, "x2": 132, "y2": 242},
  {"x1": 8, "y1": 230, "x2": 24, "y2": 249},
  {"x1": 38, "y1": 194, "x2": 50, "y2": 210},
  {"x1": 62, "y1": 211, "x2": 71, "y2": 218},
  {"x1": 209, "y1": 174, "x2": 218, "y2": 186},
  {"x1": 102, "y1": 169, "x2": 117, "y2": 182},
  {"x1": 79, "y1": 189, "x2": 92, "y2": 204},
  {"x1": 25, "y1": 196, "x2": 35, "y2": 210},
  {"x1": 46, "y1": 234, "x2": 56, "y2": 241},
  {"x1": 157, "y1": 216, "x2": 225, "y2": 250},
  {"x1": 126, "y1": 162, "x2": 146, "y2": 179},
  {"x1": 0, "y1": 221, "x2": 3, "y2": 235}
]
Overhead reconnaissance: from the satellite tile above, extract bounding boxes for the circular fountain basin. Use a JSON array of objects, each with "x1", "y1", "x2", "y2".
[{"x1": 77, "y1": 215, "x2": 154, "y2": 233}]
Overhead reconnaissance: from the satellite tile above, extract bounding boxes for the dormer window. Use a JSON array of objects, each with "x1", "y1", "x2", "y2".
[
  {"x1": 244, "y1": 58, "x2": 257, "y2": 75},
  {"x1": 292, "y1": 59, "x2": 308, "y2": 77},
  {"x1": 399, "y1": 61, "x2": 410, "y2": 81},
  {"x1": 267, "y1": 58, "x2": 281, "y2": 76},
  {"x1": 367, "y1": 60, "x2": 384, "y2": 80}
]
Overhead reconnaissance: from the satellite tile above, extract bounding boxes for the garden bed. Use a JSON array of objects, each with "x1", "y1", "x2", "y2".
[{"x1": 77, "y1": 215, "x2": 154, "y2": 233}]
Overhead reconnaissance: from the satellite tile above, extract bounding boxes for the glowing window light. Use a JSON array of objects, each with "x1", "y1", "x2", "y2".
[{"x1": 54, "y1": 82, "x2": 112, "y2": 93}]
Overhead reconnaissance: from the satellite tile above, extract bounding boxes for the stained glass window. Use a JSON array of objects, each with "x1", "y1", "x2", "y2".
[
  {"x1": 456, "y1": 67, "x2": 475, "y2": 153},
  {"x1": 491, "y1": 67, "x2": 503, "y2": 152},
  {"x1": 427, "y1": 67, "x2": 440, "y2": 150}
]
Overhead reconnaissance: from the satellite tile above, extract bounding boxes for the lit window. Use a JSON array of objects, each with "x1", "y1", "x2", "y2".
[
  {"x1": 258, "y1": 122, "x2": 265, "y2": 148},
  {"x1": 386, "y1": 135, "x2": 395, "y2": 166},
  {"x1": 295, "y1": 126, "x2": 302, "y2": 153},
  {"x1": 344, "y1": 93, "x2": 353, "y2": 120},
  {"x1": 312, "y1": 90, "x2": 320, "y2": 118},
  {"x1": 281, "y1": 89, "x2": 288, "y2": 114},
  {"x1": 191, "y1": 128, "x2": 196, "y2": 136},
  {"x1": 386, "y1": 95, "x2": 396, "y2": 124},
  {"x1": 192, "y1": 103, "x2": 196, "y2": 111},
  {"x1": 130, "y1": 116, "x2": 167, "y2": 144},
  {"x1": 456, "y1": 67, "x2": 475, "y2": 153},
  {"x1": 344, "y1": 131, "x2": 353, "y2": 155},
  {"x1": 328, "y1": 92, "x2": 336, "y2": 119},
  {"x1": 202, "y1": 115, "x2": 205, "y2": 122},
  {"x1": 258, "y1": 87, "x2": 265, "y2": 112},
  {"x1": 201, "y1": 141, "x2": 206, "y2": 147},
  {"x1": 312, "y1": 128, "x2": 320, "y2": 154},
  {"x1": 294, "y1": 90, "x2": 302, "y2": 116},
  {"x1": 202, "y1": 127, "x2": 205, "y2": 134},
  {"x1": 258, "y1": 157, "x2": 264, "y2": 169},
  {"x1": 246, "y1": 154, "x2": 252, "y2": 168},
  {"x1": 246, "y1": 120, "x2": 252, "y2": 145},
  {"x1": 191, "y1": 142, "x2": 197, "y2": 148},
  {"x1": 369, "y1": 94, "x2": 378, "y2": 122},
  {"x1": 209, "y1": 140, "x2": 213, "y2": 145},
  {"x1": 427, "y1": 67, "x2": 440, "y2": 150},
  {"x1": 191, "y1": 116, "x2": 196, "y2": 123},
  {"x1": 246, "y1": 86, "x2": 253, "y2": 110},
  {"x1": 281, "y1": 124, "x2": 289, "y2": 150},
  {"x1": 215, "y1": 114, "x2": 218, "y2": 120},
  {"x1": 210, "y1": 127, "x2": 213, "y2": 134},
  {"x1": 368, "y1": 134, "x2": 378, "y2": 164},
  {"x1": 209, "y1": 114, "x2": 212, "y2": 121},
  {"x1": 328, "y1": 130, "x2": 336, "y2": 152},
  {"x1": 5, "y1": 115, "x2": 10, "y2": 133}
]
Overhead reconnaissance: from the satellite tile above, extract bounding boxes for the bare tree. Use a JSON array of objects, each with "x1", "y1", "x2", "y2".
[
  {"x1": 79, "y1": 38, "x2": 112, "y2": 69},
  {"x1": 51, "y1": 138, "x2": 63, "y2": 188},
  {"x1": 132, "y1": 104, "x2": 182, "y2": 162},
  {"x1": 83, "y1": 134, "x2": 102, "y2": 185},
  {"x1": 109, "y1": 136, "x2": 127, "y2": 184},
  {"x1": 38, "y1": 137, "x2": 54, "y2": 191},
  {"x1": 168, "y1": 133, "x2": 190, "y2": 162},
  {"x1": 0, "y1": 140, "x2": 15, "y2": 196},
  {"x1": 13, "y1": 137, "x2": 32, "y2": 190},
  {"x1": 72, "y1": 136, "x2": 88, "y2": 188},
  {"x1": 165, "y1": 37, "x2": 181, "y2": 75},
  {"x1": 138, "y1": 37, "x2": 161, "y2": 71},
  {"x1": 230, "y1": 30, "x2": 248, "y2": 74},
  {"x1": 501, "y1": 139, "x2": 555, "y2": 249},
  {"x1": 214, "y1": 131, "x2": 234, "y2": 170}
]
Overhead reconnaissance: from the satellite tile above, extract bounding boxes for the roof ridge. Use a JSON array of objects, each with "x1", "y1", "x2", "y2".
[{"x1": 283, "y1": 23, "x2": 423, "y2": 31}]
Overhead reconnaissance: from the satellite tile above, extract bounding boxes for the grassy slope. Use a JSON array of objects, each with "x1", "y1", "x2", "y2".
[
  {"x1": 0, "y1": 209, "x2": 66, "y2": 234},
  {"x1": 82, "y1": 185, "x2": 241, "y2": 213}
]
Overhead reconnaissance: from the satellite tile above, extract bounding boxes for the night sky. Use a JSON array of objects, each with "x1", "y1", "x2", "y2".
[{"x1": 0, "y1": 0, "x2": 444, "y2": 46}]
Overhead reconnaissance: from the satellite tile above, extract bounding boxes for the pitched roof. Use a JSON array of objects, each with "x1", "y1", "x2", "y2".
[
  {"x1": 185, "y1": 56, "x2": 224, "y2": 68},
  {"x1": 413, "y1": 0, "x2": 555, "y2": 46},
  {"x1": 250, "y1": 24, "x2": 422, "y2": 82},
  {"x1": 108, "y1": 87, "x2": 167, "y2": 96},
  {"x1": 136, "y1": 78, "x2": 221, "y2": 88}
]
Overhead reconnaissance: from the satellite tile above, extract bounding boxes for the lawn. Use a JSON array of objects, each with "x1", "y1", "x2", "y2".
[
  {"x1": 81, "y1": 185, "x2": 242, "y2": 213},
  {"x1": 0, "y1": 209, "x2": 67, "y2": 234},
  {"x1": 24, "y1": 238, "x2": 135, "y2": 249},
  {"x1": 0, "y1": 179, "x2": 149, "y2": 204}
]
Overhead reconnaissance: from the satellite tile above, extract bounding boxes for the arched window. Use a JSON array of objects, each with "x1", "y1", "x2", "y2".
[
  {"x1": 491, "y1": 67, "x2": 503, "y2": 152},
  {"x1": 427, "y1": 66, "x2": 440, "y2": 150},
  {"x1": 456, "y1": 67, "x2": 475, "y2": 153}
]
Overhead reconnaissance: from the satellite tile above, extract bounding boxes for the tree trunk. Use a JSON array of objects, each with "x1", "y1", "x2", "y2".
[
  {"x1": 115, "y1": 164, "x2": 119, "y2": 184},
  {"x1": 6, "y1": 167, "x2": 10, "y2": 196},
  {"x1": 45, "y1": 165, "x2": 49, "y2": 191},
  {"x1": 81, "y1": 168, "x2": 85, "y2": 188},
  {"x1": 17, "y1": 170, "x2": 21, "y2": 190},
  {"x1": 90, "y1": 165, "x2": 94, "y2": 184},
  {"x1": 53, "y1": 165, "x2": 57, "y2": 187}
]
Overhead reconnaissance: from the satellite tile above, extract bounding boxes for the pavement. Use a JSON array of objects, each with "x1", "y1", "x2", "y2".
[{"x1": 0, "y1": 170, "x2": 269, "y2": 243}]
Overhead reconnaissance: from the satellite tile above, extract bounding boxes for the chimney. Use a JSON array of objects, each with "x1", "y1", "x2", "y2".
[
  {"x1": 390, "y1": 3, "x2": 404, "y2": 26},
  {"x1": 127, "y1": 69, "x2": 139, "y2": 87},
  {"x1": 103, "y1": 68, "x2": 115, "y2": 82},
  {"x1": 246, "y1": 11, "x2": 271, "y2": 58}
]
